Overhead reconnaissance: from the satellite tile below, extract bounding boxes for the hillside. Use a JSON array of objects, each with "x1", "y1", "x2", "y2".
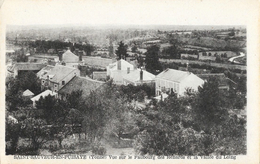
[{"x1": 179, "y1": 37, "x2": 246, "y2": 50}]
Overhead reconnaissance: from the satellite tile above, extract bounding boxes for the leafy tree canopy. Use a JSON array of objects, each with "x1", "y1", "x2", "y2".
[
  {"x1": 115, "y1": 41, "x2": 128, "y2": 60},
  {"x1": 145, "y1": 45, "x2": 162, "y2": 74}
]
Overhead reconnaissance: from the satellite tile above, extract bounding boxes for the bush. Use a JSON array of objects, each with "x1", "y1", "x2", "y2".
[
  {"x1": 5, "y1": 118, "x2": 21, "y2": 155},
  {"x1": 16, "y1": 143, "x2": 39, "y2": 155},
  {"x1": 91, "y1": 143, "x2": 106, "y2": 155}
]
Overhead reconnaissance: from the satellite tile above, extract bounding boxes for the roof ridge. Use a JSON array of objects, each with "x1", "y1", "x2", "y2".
[
  {"x1": 197, "y1": 73, "x2": 224, "y2": 75},
  {"x1": 156, "y1": 68, "x2": 193, "y2": 82}
]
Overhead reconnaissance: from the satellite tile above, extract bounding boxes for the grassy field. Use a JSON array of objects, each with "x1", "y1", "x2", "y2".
[{"x1": 179, "y1": 37, "x2": 246, "y2": 49}]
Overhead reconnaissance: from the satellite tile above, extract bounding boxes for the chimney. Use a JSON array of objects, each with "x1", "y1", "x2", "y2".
[
  {"x1": 117, "y1": 60, "x2": 121, "y2": 70},
  {"x1": 58, "y1": 51, "x2": 63, "y2": 61},
  {"x1": 140, "y1": 68, "x2": 143, "y2": 81},
  {"x1": 127, "y1": 67, "x2": 130, "y2": 74},
  {"x1": 79, "y1": 51, "x2": 83, "y2": 61},
  {"x1": 186, "y1": 62, "x2": 189, "y2": 72},
  {"x1": 75, "y1": 49, "x2": 79, "y2": 56}
]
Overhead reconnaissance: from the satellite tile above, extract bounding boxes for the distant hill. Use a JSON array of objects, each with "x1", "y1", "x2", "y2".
[
  {"x1": 179, "y1": 37, "x2": 246, "y2": 50},
  {"x1": 6, "y1": 24, "x2": 246, "y2": 32}
]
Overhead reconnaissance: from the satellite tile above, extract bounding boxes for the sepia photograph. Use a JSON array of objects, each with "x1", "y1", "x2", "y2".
[{"x1": 1, "y1": 0, "x2": 259, "y2": 163}]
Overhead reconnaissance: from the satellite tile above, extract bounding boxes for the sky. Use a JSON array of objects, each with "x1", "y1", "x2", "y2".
[{"x1": 1, "y1": 0, "x2": 259, "y2": 26}]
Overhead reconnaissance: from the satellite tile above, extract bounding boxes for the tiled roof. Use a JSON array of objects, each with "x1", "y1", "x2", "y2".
[
  {"x1": 31, "y1": 90, "x2": 57, "y2": 102},
  {"x1": 37, "y1": 65, "x2": 54, "y2": 78},
  {"x1": 41, "y1": 65, "x2": 77, "y2": 83},
  {"x1": 10, "y1": 63, "x2": 46, "y2": 72},
  {"x1": 58, "y1": 76, "x2": 105, "y2": 98},
  {"x1": 62, "y1": 50, "x2": 79, "y2": 63},
  {"x1": 123, "y1": 69, "x2": 155, "y2": 82},
  {"x1": 108, "y1": 59, "x2": 134, "y2": 70},
  {"x1": 156, "y1": 69, "x2": 192, "y2": 82}
]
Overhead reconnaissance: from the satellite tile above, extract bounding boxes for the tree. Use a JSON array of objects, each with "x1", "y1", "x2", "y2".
[
  {"x1": 115, "y1": 41, "x2": 128, "y2": 60},
  {"x1": 11, "y1": 48, "x2": 28, "y2": 62},
  {"x1": 34, "y1": 96, "x2": 72, "y2": 147},
  {"x1": 162, "y1": 39, "x2": 181, "y2": 59},
  {"x1": 21, "y1": 118, "x2": 50, "y2": 151},
  {"x1": 229, "y1": 30, "x2": 235, "y2": 36},
  {"x1": 66, "y1": 90, "x2": 84, "y2": 109},
  {"x1": 67, "y1": 108, "x2": 84, "y2": 139},
  {"x1": 80, "y1": 91, "x2": 107, "y2": 143},
  {"x1": 131, "y1": 45, "x2": 138, "y2": 53},
  {"x1": 137, "y1": 56, "x2": 144, "y2": 67},
  {"x1": 83, "y1": 44, "x2": 95, "y2": 56},
  {"x1": 79, "y1": 53, "x2": 82, "y2": 61},
  {"x1": 35, "y1": 95, "x2": 57, "y2": 123},
  {"x1": 133, "y1": 77, "x2": 246, "y2": 155},
  {"x1": 17, "y1": 71, "x2": 41, "y2": 95},
  {"x1": 108, "y1": 39, "x2": 114, "y2": 57},
  {"x1": 105, "y1": 97, "x2": 136, "y2": 145},
  {"x1": 195, "y1": 77, "x2": 228, "y2": 130},
  {"x1": 145, "y1": 45, "x2": 162, "y2": 74},
  {"x1": 134, "y1": 95, "x2": 212, "y2": 155},
  {"x1": 6, "y1": 114, "x2": 21, "y2": 154},
  {"x1": 6, "y1": 71, "x2": 41, "y2": 111}
]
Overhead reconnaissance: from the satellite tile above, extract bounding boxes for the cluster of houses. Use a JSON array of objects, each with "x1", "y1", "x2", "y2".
[{"x1": 8, "y1": 49, "x2": 236, "y2": 108}]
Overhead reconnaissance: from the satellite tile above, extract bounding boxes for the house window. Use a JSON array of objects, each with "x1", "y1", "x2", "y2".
[
  {"x1": 62, "y1": 81, "x2": 65, "y2": 85},
  {"x1": 161, "y1": 86, "x2": 166, "y2": 92}
]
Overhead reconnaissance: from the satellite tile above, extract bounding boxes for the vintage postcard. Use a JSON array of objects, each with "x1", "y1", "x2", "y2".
[{"x1": 0, "y1": 0, "x2": 259, "y2": 163}]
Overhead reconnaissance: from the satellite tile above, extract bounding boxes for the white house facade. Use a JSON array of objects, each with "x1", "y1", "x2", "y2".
[
  {"x1": 106, "y1": 59, "x2": 135, "y2": 77},
  {"x1": 155, "y1": 69, "x2": 204, "y2": 97},
  {"x1": 107, "y1": 59, "x2": 135, "y2": 85}
]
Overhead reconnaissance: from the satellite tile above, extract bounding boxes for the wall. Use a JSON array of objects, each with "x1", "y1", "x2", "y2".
[
  {"x1": 179, "y1": 74, "x2": 204, "y2": 96},
  {"x1": 155, "y1": 78, "x2": 180, "y2": 96}
]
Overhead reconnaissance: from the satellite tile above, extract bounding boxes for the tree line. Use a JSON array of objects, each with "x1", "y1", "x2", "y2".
[
  {"x1": 6, "y1": 71, "x2": 246, "y2": 155},
  {"x1": 28, "y1": 40, "x2": 95, "y2": 56}
]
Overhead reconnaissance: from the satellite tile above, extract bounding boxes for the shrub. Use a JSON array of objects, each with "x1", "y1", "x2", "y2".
[{"x1": 91, "y1": 143, "x2": 106, "y2": 155}]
